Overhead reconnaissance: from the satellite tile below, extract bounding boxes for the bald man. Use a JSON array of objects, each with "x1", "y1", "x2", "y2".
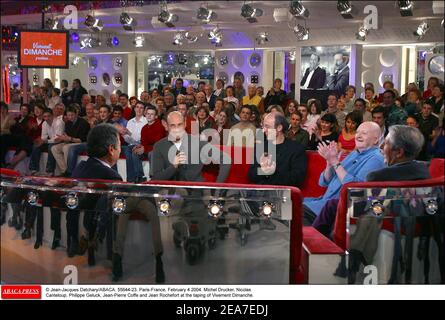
[
  {"x1": 303, "y1": 122, "x2": 385, "y2": 225},
  {"x1": 151, "y1": 111, "x2": 230, "y2": 182}
]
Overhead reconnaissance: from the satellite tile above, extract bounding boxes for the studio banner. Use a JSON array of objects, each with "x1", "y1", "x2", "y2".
[{"x1": 18, "y1": 30, "x2": 69, "y2": 69}]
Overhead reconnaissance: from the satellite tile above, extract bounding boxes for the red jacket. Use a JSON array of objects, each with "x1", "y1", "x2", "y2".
[
  {"x1": 122, "y1": 106, "x2": 133, "y2": 121},
  {"x1": 140, "y1": 119, "x2": 167, "y2": 153}
]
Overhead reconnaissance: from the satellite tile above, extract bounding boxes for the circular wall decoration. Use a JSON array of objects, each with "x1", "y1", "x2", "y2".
[
  {"x1": 233, "y1": 71, "x2": 245, "y2": 84},
  {"x1": 379, "y1": 48, "x2": 397, "y2": 67},
  {"x1": 362, "y1": 49, "x2": 376, "y2": 68},
  {"x1": 428, "y1": 55, "x2": 444, "y2": 75},
  {"x1": 102, "y1": 73, "x2": 111, "y2": 86},
  {"x1": 113, "y1": 57, "x2": 123, "y2": 70},
  {"x1": 88, "y1": 57, "x2": 98, "y2": 70},
  {"x1": 232, "y1": 52, "x2": 245, "y2": 69},
  {"x1": 217, "y1": 71, "x2": 229, "y2": 83},
  {"x1": 249, "y1": 53, "x2": 262, "y2": 68},
  {"x1": 378, "y1": 72, "x2": 393, "y2": 87},
  {"x1": 219, "y1": 55, "x2": 229, "y2": 67},
  {"x1": 112, "y1": 73, "x2": 123, "y2": 87},
  {"x1": 361, "y1": 70, "x2": 373, "y2": 87}
]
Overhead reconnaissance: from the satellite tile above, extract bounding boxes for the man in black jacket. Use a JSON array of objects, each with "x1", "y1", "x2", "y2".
[
  {"x1": 264, "y1": 78, "x2": 287, "y2": 109},
  {"x1": 301, "y1": 53, "x2": 327, "y2": 90},
  {"x1": 72, "y1": 124, "x2": 165, "y2": 283},
  {"x1": 67, "y1": 79, "x2": 88, "y2": 106}
]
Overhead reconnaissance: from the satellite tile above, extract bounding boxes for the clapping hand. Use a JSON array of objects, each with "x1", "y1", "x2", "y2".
[{"x1": 317, "y1": 141, "x2": 341, "y2": 166}]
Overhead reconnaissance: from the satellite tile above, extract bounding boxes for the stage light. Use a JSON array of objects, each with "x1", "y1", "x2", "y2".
[
  {"x1": 209, "y1": 26, "x2": 223, "y2": 46},
  {"x1": 370, "y1": 200, "x2": 384, "y2": 216},
  {"x1": 65, "y1": 192, "x2": 79, "y2": 210},
  {"x1": 203, "y1": 56, "x2": 210, "y2": 64},
  {"x1": 112, "y1": 197, "x2": 126, "y2": 214},
  {"x1": 45, "y1": 17, "x2": 59, "y2": 30},
  {"x1": 27, "y1": 191, "x2": 39, "y2": 206},
  {"x1": 289, "y1": 51, "x2": 297, "y2": 61},
  {"x1": 241, "y1": 3, "x2": 263, "y2": 23},
  {"x1": 120, "y1": 12, "x2": 137, "y2": 31},
  {"x1": 289, "y1": 0, "x2": 309, "y2": 18},
  {"x1": 424, "y1": 199, "x2": 438, "y2": 215},
  {"x1": 197, "y1": 6, "x2": 217, "y2": 24},
  {"x1": 173, "y1": 33, "x2": 184, "y2": 46},
  {"x1": 256, "y1": 32, "x2": 269, "y2": 45},
  {"x1": 158, "y1": 3, "x2": 178, "y2": 28},
  {"x1": 208, "y1": 200, "x2": 223, "y2": 218},
  {"x1": 80, "y1": 37, "x2": 91, "y2": 49},
  {"x1": 293, "y1": 24, "x2": 309, "y2": 41},
  {"x1": 133, "y1": 35, "x2": 145, "y2": 47},
  {"x1": 259, "y1": 202, "x2": 274, "y2": 218},
  {"x1": 194, "y1": 62, "x2": 199, "y2": 68},
  {"x1": 414, "y1": 21, "x2": 429, "y2": 39},
  {"x1": 185, "y1": 32, "x2": 198, "y2": 43},
  {"x1": 398, "y1": 1, "x2": 413, "y2": 17},
  {"x1": 85, "y1": 14, "x2": 103, "y2": 32},
  {"x1": 71, "y1": 32, "x2": 80, "y2": 42},
  {"x1": 72, "y1": 56, "x2": 82, "y2": 66},
  {"x1": 355, "y1": 25, "x2": 369, "y2": 41},
  {"x1": 107, "y1": 35, "x2": 119, "y2": 47},
  {"x1": 337, "y1": 1, "x2": 353, "y2": 19},
  {"x1": 158, "y1": 199, "x2": 171, "y2": 215}
]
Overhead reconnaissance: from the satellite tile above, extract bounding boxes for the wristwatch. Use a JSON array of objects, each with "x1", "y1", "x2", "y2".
[{"x1": 333, "y1": 162, "x2": 342, "y2": 170}]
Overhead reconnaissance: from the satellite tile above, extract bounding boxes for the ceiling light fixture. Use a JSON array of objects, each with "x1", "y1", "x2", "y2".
[
  {"x1": 208, "y1": 26, "x2": 223, "y2": 47},
  {"x1": 84, "y1": 14, "x2": 104, "y2": 32},
  {"x1": 133, "y1": 35, "x2": 145, "y2": 47},
  {"x1": 337, "y1": 1, "x2": 354, "y2": 19},
  {"x1": 197, "y1": 6, "x2": 217, "y2": 24},
  {"x1": 158, "y1": 2, "x2": 178, "y2": 28},
  {"x1": 398, "y1": 0, "x2": 414, "y2": 17},
  {"x1": 413, "y1": 21, "x2": 429, "y2": 39},
  {"x1": 241, "y1": 3, "x2": 263, "y2": 23},
  {"x1": 293, "y1": 24, "x2": 309, "y2": 41},
  {"x1": 355, "y1": 25, "x2": 369, "y2": 41},
  {"x1": 256, "y1": 31, "x2": 269, "y2": 45},
  {"x1": 120, "y1": 12, "x2": 137, "y2": 31},
  {"x1": 289, "y1": 0, "x2": 310, "y2": 18}
]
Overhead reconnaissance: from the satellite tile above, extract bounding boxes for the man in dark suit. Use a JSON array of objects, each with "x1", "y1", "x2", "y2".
[
  {"x1": 327, "y1": 53, "x2": 350, "y2": 97},
  {"x1": 72, "y1": 124, "x2": 165, "y2": 283},
  {"x1": 300, "y1": 53, "x2": 327, "y2": 90},
  {"x1": 67, "y1": 79, "x2": 88, "y2": 106}
]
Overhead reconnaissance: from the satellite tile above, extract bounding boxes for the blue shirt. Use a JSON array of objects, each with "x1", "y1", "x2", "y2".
[
  {"x1": 303, "y1": 147, "x2": 386, "y2": 215},
  {"x1": 110, "y1": 118, "x2": 128, "y2": 127}
]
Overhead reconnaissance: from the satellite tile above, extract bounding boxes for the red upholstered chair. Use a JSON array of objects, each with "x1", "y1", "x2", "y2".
[
  {"x1": 0, "y1": 168, "x2": 22, "y2": 177},
  {"x1": 332, "y1": 177, "x2": 445, "y2": 251},
  {"x1": 202, "y1": 146, "x2": 253, "y2": 184},
  {"x1": 300, "y1": 151, "x2": 327, "y2": 198},
  {"x1": 429, "y1": 158, "x2": 445, "y2": 178}
]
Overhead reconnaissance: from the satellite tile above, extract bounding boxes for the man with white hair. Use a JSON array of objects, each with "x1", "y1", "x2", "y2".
[
  {"x1": 303, "y1": 121, "x2": 385, "y2": 224},
  {"x1": 204, "y1": 84, "x2": 217, "y2": 110},
  {"x1": 242, "y1": 84, "x2": 264, "y2": 114}
]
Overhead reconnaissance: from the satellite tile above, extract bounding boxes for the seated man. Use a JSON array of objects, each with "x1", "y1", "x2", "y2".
[
  {"x1": 249, "y1": 112, "x2": 307, "y2": 188},
  {"x1": 140, "y1": 105, "x2": 167, "y2": 157},
  {"x1": 303, "y1": 121, "x2": 385, "y2": 225},
  {"x1": 50, "y1": 104, "x2": 90, "y2": 176},
  {"x1": 120, "y1": 101, "x2": 148, "y2": 182},
  {"x1": 29, "y1": 108, "x2": 64, "y2": 175},
  {"x1": 313, "y1": 125, "x2": 431, "y2": 238},
  {"x1": 72, "y1": 124, "x2": 165, "y2": 283},
  {"x1": 151, "y1": 111, "x2": 231, "y2": 182}
]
